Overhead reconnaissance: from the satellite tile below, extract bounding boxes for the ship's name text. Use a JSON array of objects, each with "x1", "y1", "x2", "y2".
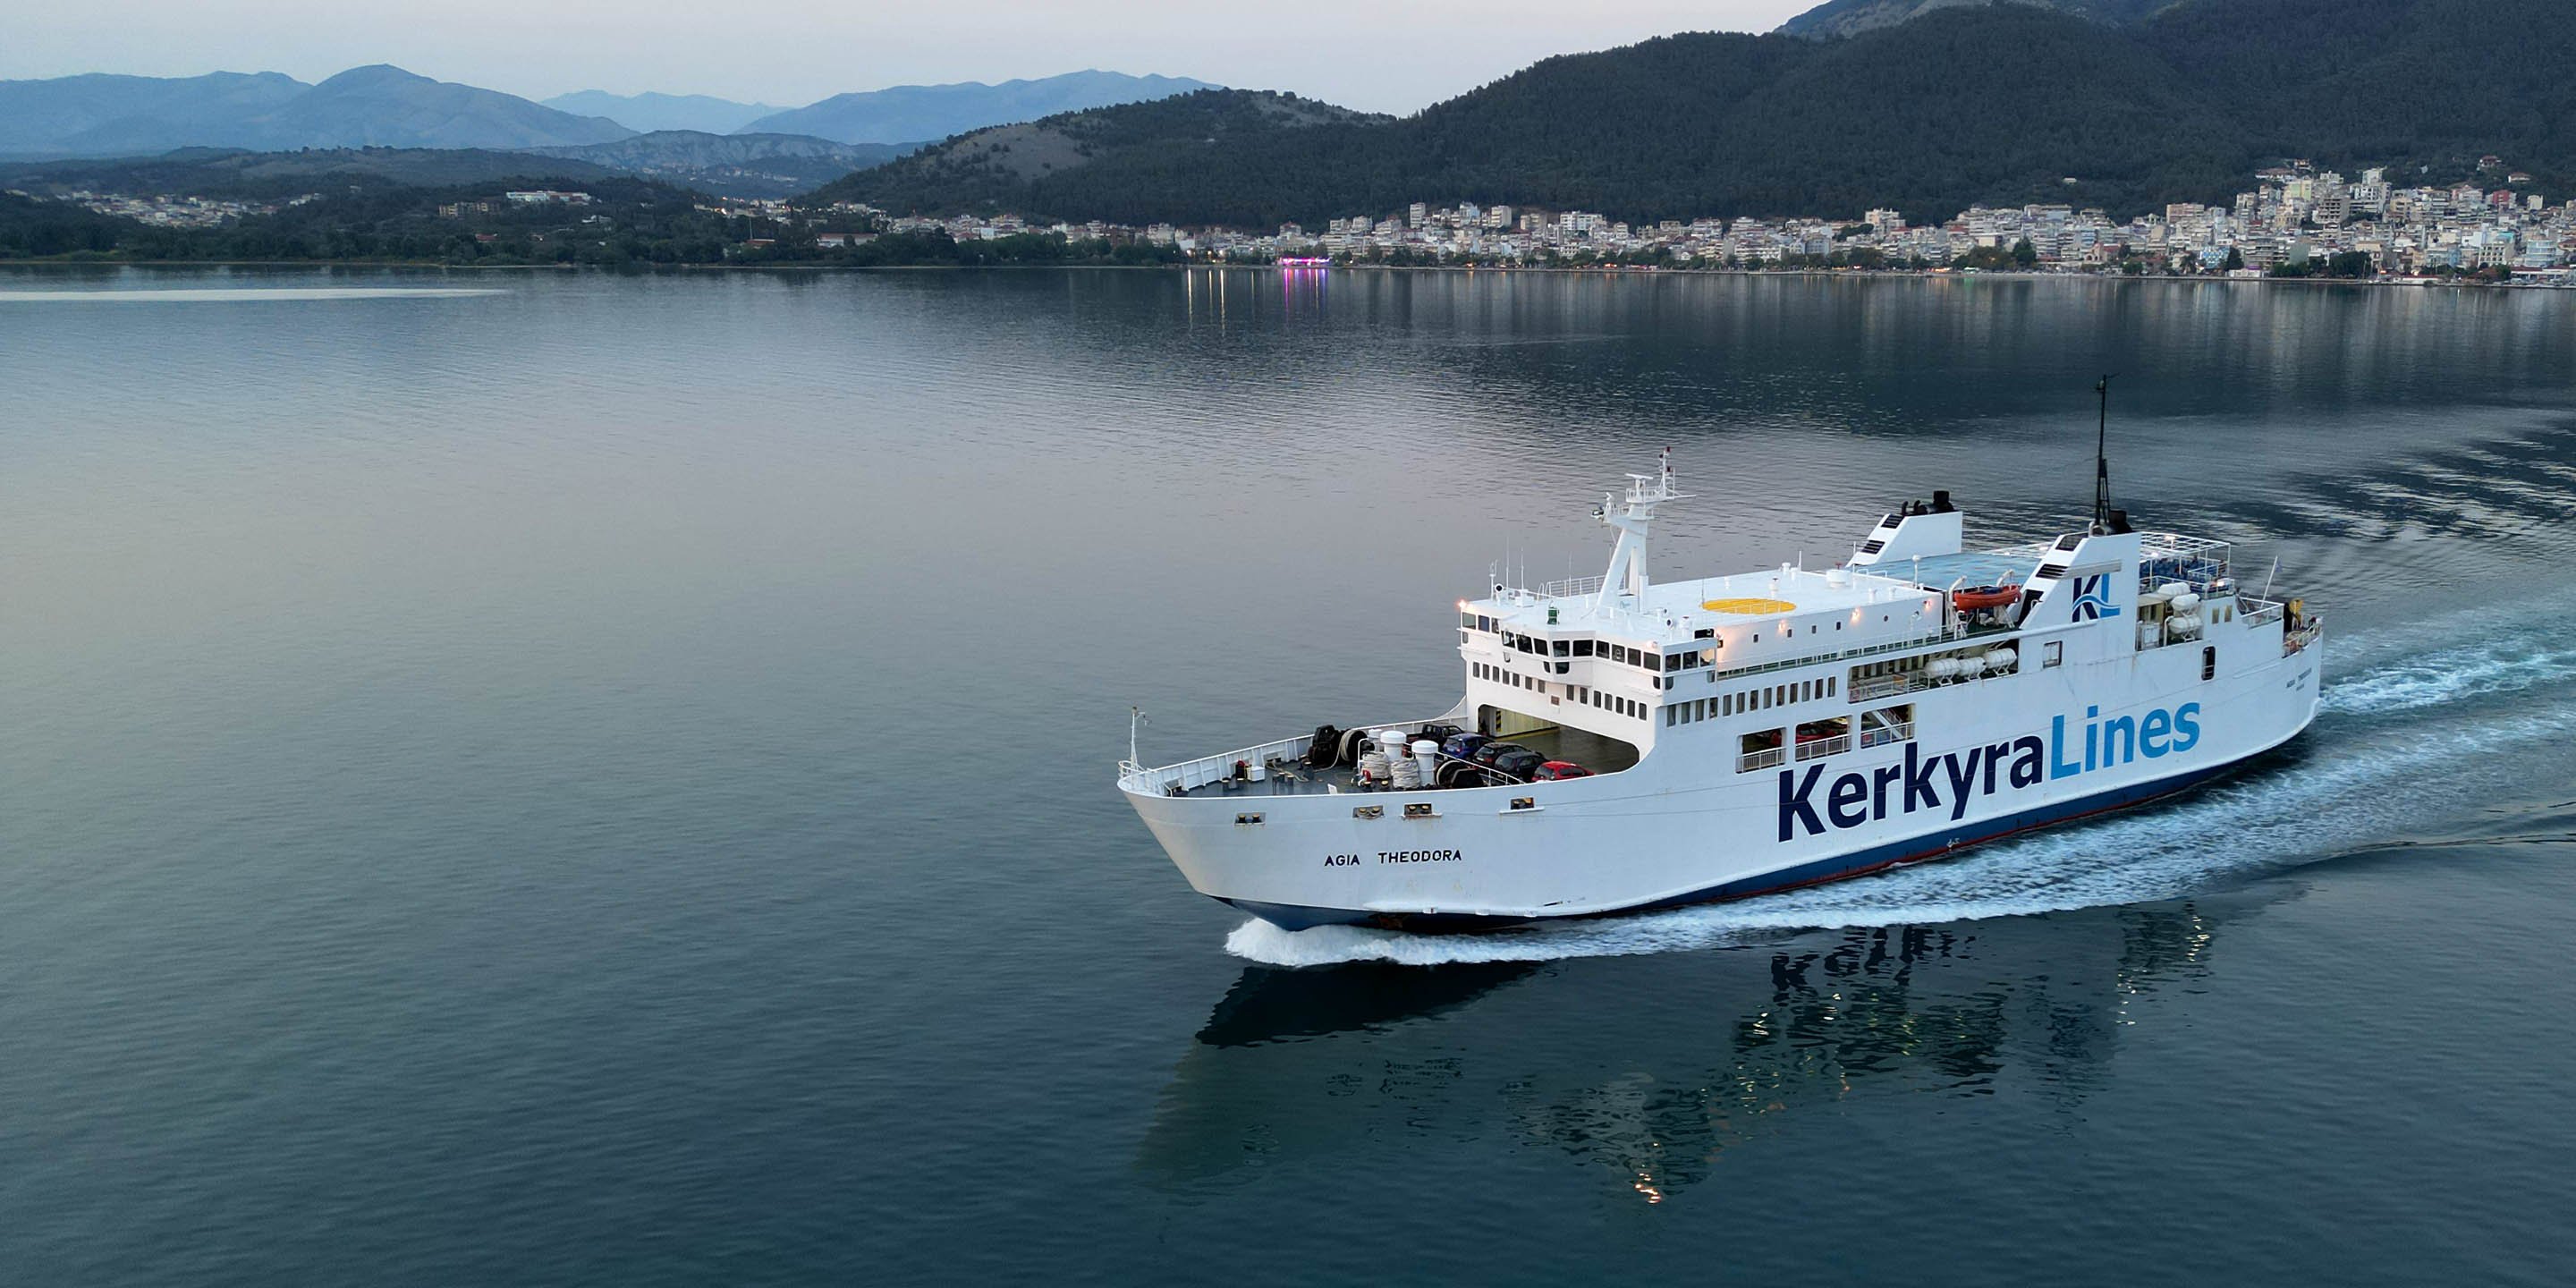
[
  {"x1": 1778, "y1": 702, "x2": 2201, "y2": 840},
  {"x1": 1324, "y1": 850, "x2": 1465, "y2": 867}
]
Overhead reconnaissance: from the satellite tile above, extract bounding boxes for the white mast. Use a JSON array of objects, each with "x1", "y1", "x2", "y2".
[{"x1": 1595, "y1": 447, "x2": 1689, "y2": 612}]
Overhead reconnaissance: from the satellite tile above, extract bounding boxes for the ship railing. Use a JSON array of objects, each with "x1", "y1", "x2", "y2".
[
  {"x1": 1705, "y1": 628, "x2": 1948, "y2": 685},
  {"x1": 1119, "y1": 734, "x2": 1312, "y2": 795},
  {"x1": 2285, "y1": 615, "x2": 2324, "y2": 655},
  {"x1": 1737, "y1": 746, "x2": 1787, "y2": 773},
  {"x1": 1120, "y1": 707, "x2": 1476, "y2": 796},
  {"x1": 2240, "y1": 597, "x2": 2284, "y2": 628},
  {"x1": 1793, "y1": 733, "x2": 1852, "y2": 762},
  {"x1": 1496, "y1": 574, "x2": 1606, "y2": 603},
  {"x1": 1850, "y1": 673, "x2": 1914, "y2": 701}
]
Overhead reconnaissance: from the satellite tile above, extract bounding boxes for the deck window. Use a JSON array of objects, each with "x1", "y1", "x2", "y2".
[
  {"x1": 2202, "y1": 646, "x2": 2217, "y2": 681},
  {"x1": 1859, "y1": 704, "x2": 1916, "y2": 749},
  {"x1": 1795, "y1": 715, "x2": 1852, "y2": 762}
]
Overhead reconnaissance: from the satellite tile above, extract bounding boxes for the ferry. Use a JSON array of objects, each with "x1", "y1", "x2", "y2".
[{"x1": 1119, "y1": 448, "x2": 2324, "y2": 932}]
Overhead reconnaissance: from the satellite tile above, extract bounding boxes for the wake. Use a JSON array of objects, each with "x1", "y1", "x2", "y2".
[{"x1": 1229, "y1": 617, "x2": 2576, "y2": 967}]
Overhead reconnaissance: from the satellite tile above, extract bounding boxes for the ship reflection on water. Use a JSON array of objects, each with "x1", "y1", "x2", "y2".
[{"x1": 1141, "y1": 901, "x2": 2239, "y2": 1200}]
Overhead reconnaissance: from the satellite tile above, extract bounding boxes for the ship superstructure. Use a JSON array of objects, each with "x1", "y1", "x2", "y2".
[{"x1": 1120, "y1": 450, "x2": 2323, "y2": 932}]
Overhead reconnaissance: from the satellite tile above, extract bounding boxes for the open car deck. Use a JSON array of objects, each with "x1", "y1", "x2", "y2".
[{"x1": 1174, "y1": 723, "x2": 1640, "y2": 800}]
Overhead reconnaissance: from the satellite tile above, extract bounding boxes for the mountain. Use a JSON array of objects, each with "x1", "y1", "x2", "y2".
[
  {"x1": 0, "y1": 64, "x2": 632, "y2": 157},
  {"x1": 1777, "y1": 0, "x2": 2177, "y2": 38},
  {"x1": 816, "y1": 0, "x2": 2576, "y2": 226},
  {"x1": 540, "y1": 90, "x2": 784, "y2": 135},
  {"x1": 739, "y1": 70, "x2": 1218, "y2": 145},
  {"x1": 0, "y1": 72, "x2": 308, "y2": 156},
  {"x1": 804, "y1": 89, "x2": 1382, "y2": 221},
  {"x1": 519, "y1": 131, "x2": 914, "y2": 197},
  {"x1": 238, "y1": 65, "x2": 632, "y2": 150}
]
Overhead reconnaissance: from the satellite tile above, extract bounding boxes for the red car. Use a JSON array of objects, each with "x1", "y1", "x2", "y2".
[{"x1": 1532, "y1": 760, "x2": 1592, "y2": 781}]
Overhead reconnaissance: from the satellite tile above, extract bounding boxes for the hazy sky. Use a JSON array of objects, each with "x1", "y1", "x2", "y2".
[{"x1": 7, "y1": 0, "x2": 1813, "y2": 114}]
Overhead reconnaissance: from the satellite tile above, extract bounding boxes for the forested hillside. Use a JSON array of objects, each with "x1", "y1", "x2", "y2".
[
  {"x1": 0, "y1": 175, "x2": 792, "y2": 264},
  {"x1": 817, "y1": 0, "x2": 2576, "y2": 225},
  {"x1": 0, "y1": 148, "x2": 620, "y2": 201},
  {"x1": 804, "y1": 90, "x2": 1385, "y2": 222},
  {"x1": 1778, "y1": 0, "x2": 2180, "y2": 39}
]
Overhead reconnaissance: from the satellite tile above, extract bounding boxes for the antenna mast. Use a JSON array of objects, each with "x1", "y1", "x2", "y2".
[
  {"x1": 2093, "y1": 373, "x2": 2117, "y2": 530},
  {"x1": 1594, "y1": 447, "x2": 1690, "y2": 611}
]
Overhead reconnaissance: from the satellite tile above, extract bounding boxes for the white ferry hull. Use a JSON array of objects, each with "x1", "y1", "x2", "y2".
[
  {"x1": 1120, "y1": 457, "x2": 2326, "y2": 934},
  {"x1": 1128, "y1": 641, "x2": 2319, "y2": 931}
]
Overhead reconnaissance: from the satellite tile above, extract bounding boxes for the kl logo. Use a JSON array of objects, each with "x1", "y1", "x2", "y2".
[{"x1": 2072, "y1": 573, "x2": 2123, "y2": 621}]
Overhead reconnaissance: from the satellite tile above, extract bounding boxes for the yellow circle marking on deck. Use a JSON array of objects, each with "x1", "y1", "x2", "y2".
[{"x1": 1702, "y1": 597, "x2": 1798, "y2": 614}]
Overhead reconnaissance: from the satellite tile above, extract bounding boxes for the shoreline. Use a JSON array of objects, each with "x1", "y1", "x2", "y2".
[{"x1": 0, "y1": 258, "x2": 2563, "y2": 289}]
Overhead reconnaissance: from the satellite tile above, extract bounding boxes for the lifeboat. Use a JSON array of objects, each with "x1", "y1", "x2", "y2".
[{"x1": 1952, "y1": 584, "x2": 2022, "y2": 613}]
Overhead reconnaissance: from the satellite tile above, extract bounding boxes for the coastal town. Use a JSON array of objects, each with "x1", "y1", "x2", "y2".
[
  {"x1": 16, "y1": 157, "x2": 2574, "y2": 283},
  {"x1": 25, "y1": 189, "x2": 322, "y2": 228},
  {"x1": 845, "y1": 157, "x2": 2576, "y2": 284}
]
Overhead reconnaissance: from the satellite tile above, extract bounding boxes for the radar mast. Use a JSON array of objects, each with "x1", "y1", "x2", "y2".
[{"x1": 1596, "y1": 447, "x2": 1689, "y2": 610}]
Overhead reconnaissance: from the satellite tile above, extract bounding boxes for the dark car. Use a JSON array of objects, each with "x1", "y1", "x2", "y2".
[
  {"x1": 1484, "y1": 748, "x2": 1546, "y2": 784},
  {"x1": 1441, "y1": 732, "x2": 1491, "y2": 762},
  {"x1": 1532, "y1": 760, "x2": 1591, "y2": 781},
  {"x1": 1470, "y1": 740, "x2": 1530, "y2": 768}
]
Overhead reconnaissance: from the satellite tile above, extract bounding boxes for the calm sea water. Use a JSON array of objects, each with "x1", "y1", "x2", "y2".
[{"x1": 5, "y1": 265, "x2": 2576, "y2": 1284}]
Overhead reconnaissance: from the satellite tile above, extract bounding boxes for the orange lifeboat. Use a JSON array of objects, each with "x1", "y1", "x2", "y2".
[{"x1": 1952, "y1": 584, "x2": 2022, "y2": 613}]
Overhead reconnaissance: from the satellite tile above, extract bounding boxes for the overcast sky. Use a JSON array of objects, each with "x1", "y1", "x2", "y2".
[{"x1": 6, "y1": 0, "x2": 1814, "y2": 114}]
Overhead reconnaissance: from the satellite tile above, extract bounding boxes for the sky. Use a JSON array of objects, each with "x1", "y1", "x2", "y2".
[{"x1": 4, "y1": 0, "x2": 1815, "y2": 115}]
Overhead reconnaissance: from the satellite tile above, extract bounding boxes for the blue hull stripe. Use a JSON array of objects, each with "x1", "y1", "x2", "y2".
[{"x1": 1220, "y1": 758, "x2": 2238, "y2": 934}]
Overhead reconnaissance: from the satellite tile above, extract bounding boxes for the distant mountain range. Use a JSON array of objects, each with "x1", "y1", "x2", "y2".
[
  {"x1": 738, "y1": 72, "x2": 1219, "y2": 145},
  {"x1": 824, "y1": 0, "x2": 2576, "y2": 226},
  {"x1": 539, "y1": 90, "x2": 784, "y2": 136},
  {"x1": 0, "y1": 65, "x2": 631, "y2": 157},
  {"x1": 0, "y1": 65, "x2": 1218, "y2": 193}
]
